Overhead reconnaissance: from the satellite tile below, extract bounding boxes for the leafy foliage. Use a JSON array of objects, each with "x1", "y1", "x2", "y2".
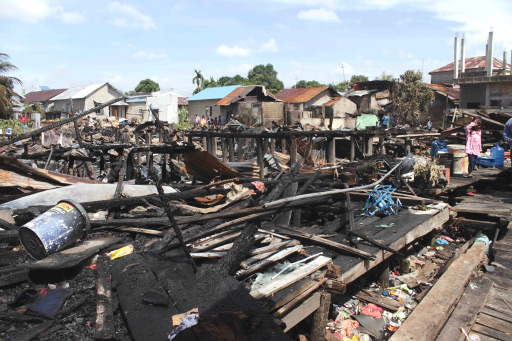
[
  {"x1": 374, "y1": 72, "x2": 393, "y2": 81},
  {"x1": 292, "y1": 80, "x2": 325, "y2": 88},
  {"x1": 217, "y1": 75, "x2": 249, "y2": 86},
  {"x1": 391, "y1": 70, "x2": 434, "y2": 125},
  {"x1": 135, "y1": 79, "x2": 160, "y2": 93},
  {"x1": 23, "y1": 103, "x2": 46, "y2": 119},
  {"x1": 247, "y1": 64, "x2": 284, "y2": 94},
  {"x1": 175, "y1": 107, "x2": 192, "y2": 130},
  {"x1": 0, "y1": 53, "x2": 22, "y2": 119},
  {"x1": 0, "y1": 119, "x2": 26, "y2": 134},
  {"x1": 350, "y1": 74, "x2": 369, "y2": 84}
]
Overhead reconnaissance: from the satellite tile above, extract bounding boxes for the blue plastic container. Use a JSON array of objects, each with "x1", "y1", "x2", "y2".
[
  {"x1": 490, "y1": 142, "x2": 505, "y2": 167},
  {"x1": 476, "y1": 156, "x2": 494, "y2": 167}
]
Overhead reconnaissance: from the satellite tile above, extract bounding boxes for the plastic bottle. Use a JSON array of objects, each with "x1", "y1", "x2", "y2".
[{"x1": 491, "y1": 142, "x2": 505, "y2": 167}]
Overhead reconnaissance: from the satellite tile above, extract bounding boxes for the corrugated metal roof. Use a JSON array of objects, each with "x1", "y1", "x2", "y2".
[
  {"x1": 347, "y1": 90, "x2": 375, "y2": 97},
  {"x1": 178, "y1": 97, "x2": 189, "y2": 105},
  {"x1": 127, "y1": 98, "x2": 147, "y2": 103},
  {"x1": 427, "y1": 84, "x2": 460, "y2": 103},
  {"x1": 324, "y1": 97, "x2": 342, "y2": 107},
  {"x1": 275, "y1": 86, "x2": 329, "y2": 103},
  {"x1": 22, "y1": 89, "x2": 67, "y2": 103},
  {"x1": 430, "y1": 56, "x2": 510, "y2": 74},
  {"x1": 216, "y1": 86, "x2": 256, "y2": 106},
  {"x1": 186, "y1": 85, "x2": 241, "y2": 101},
  {"x1": 51, "y1": 83, "x2": 105, "y2": 100}
]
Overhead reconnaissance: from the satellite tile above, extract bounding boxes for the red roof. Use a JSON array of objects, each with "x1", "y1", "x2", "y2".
[
  {"x1": 178, "y1": 97, "x2": 189, "y2": 106},
  {"x1": 275, "y1": 87, "x2": 330, "y2": 103},
  {"x1": 427, "y1": 84, "x2": 460, "y2": 103},
  {"x1": 22, "y1": 89, "x2": 67, "y2": 103},
  {"x1": 430, "y1": 56, "x2": 509, "y2": 74}
]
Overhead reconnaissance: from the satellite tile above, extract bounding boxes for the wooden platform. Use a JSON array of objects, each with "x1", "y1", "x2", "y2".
[{"x1": 265, "y1": 204, "x2": 450, "y2": 307}]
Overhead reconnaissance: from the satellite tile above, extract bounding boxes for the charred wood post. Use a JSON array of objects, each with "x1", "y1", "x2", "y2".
[
  {"x1": 221, "y1": 138, "x2": 228, "y2": 162},
  {"x1": 367, "y1": 136, "x2": 373, "y2": 156},
  {"x1": 263, "y1": 137, "x2": 269, "y2": 154},
  {"x1": 256, "y1": 138, "x2": 264, "y2": 179},
  {"x1": 270, "y1": 138, "x2": 275, "y2": 154},
  {"x1": 327, "y1": 137, "x2": 335, "y2": 164},
  {"x1": 310, "y1": 291, "x2": 331, "y2": 341},
  {"x1": 149, "y1": 169, "x2": 197, "y2": 272},
  {"x1": 405, "y1": 137, "x2": 411, "y2": 155},
  {"x1": 44, "y1": 147, "x2": 54, "y2": 170},
  {"x1": 259, "y1": 162, "x2": 300, "y2": 205},
  {"x1": 350, "y1": 136, "x2": 355, "y2": 161},
  {"x1": 228, "y1": 137, "x2": 235, "y2": 162},
  {"x1": 217, "y1": 222, "x2": 258, "y2": 276},
  {"x1": 380, "y1": 137, "x2": 385, "y2": 155}
]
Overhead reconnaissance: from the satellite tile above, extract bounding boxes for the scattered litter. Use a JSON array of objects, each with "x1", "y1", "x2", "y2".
[{"x1": 106, "y1": 244, "x2": 134, "y2": 260}]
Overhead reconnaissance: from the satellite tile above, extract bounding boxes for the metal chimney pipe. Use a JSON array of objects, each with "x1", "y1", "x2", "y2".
[
  {"x1": 487, "y1": 31, "x2": 494, "y2": 76},
  {"x1": 454, "y1": 34, "x2": 460, "y2": 80},
  {"x1": 460, "y1": 35, "x2": 466, "y2": 75}
]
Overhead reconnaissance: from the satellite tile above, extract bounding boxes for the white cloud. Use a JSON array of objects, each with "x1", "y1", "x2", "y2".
[
  {"x1": 216, "y1": 45, "x2": 251, "y2": 58},
  {"x1": 260, "y1": 38, "x2": 279, "y2": 53},
  {"x1": 133, "y1": 51, "x2": 167, "y2": 60},
  {"x1": 109, "y1": 1, "x2": 155, "y2": 29},
  {"x1": 59, "y1": 11, "x2": 86, "y2": 24},
  {"x1": 298, "y1": 8, "x2": 340, "y2": 23},
  {"x1": 0, "y1": 0, "x2": 85, "y2": 24}
]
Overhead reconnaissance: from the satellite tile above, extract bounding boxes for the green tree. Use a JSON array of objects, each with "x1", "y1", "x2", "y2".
[
  {"x1": 392, "y1": 70, "x2": 434, "y2": 125},
  {"x1": 0, "y1": 53, "x2": 22, "y2": 119},
  {"x1": 135, "y1": 79, "x2": 160, "y2": 93},
  {"x1": 247, "y1": 64, "x2": 284, "y2": 94},
  {"x1": 292, "y1": 80, "x2": 325, "y2": 88},
  {"x1": 192, "y1": 69, "x2": 204, "y2": 94},
  {"x1": 350, "y1": 74, "x2": 369, "y2": 84},
  {"x1": 374, "y1": 72, "x2": 393, "y2": 81},
  {"x1": 217, "y1": 74, "x2": 248, "y2": 86}
]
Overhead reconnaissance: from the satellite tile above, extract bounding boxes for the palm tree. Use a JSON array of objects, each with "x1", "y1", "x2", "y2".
[
  {"x1": 0, "y1": 53, "x2": 22, "y2": 118},
  {"x1": 192, "y1": 69, "x2": 204, "y2": 90}
]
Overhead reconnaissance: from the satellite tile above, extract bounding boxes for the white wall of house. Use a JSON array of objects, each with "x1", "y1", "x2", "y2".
[{"x1": 146, "y1": 91, "x2": 179, "y2": 123}]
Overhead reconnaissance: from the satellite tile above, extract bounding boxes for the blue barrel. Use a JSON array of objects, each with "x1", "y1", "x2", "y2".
[
  {"x1": 18, "y1": 200, "x2": 90, "y2": 260},
  {"x1": 491, "y1": 142, "x2": 505, "y2": 167}
]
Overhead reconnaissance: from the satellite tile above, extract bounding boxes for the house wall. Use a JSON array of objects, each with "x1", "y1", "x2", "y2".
[
  {"x1": 431, "y1": 71, "x2": 454, "y2": 85},
  {"x1": 285, "y1": 103, "x2": 303, "y2": 125},
  {"x1": 127, "y1": 102, "x2": 145, "y2": 123},
  {"x1": 305, "y1": 91, "x2": 331, "y2": 107},
  {"x1": 490, "y1": 81, "x2": 512, "y2": 107},
  {"x1": 51, "y1": 98, "x2": 86, "y2": 114},
  {"x1": 262, "y1": 102, "x2": 285, "y2": 126},
  {"x1": 331, "y1": 98, "x2": 357, "y2": 116},
  {"x1": 460, "y1": 84, "x2": 487, "y2": 108},
  {"x1": 85, "y1": 84, "x2": 122, "y2": 118},
  {"x1": 188, "y1": 99, "x2": 221, "y2": 122},
  {"x1": 146, "y1": 93, "x2": 179, "y2": 123},
  {"x1": 427, "y1": 92, "x2": 455, "y2": 126}
]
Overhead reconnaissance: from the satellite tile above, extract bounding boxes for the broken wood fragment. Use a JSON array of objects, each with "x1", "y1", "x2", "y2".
[{"x1": 95, "y1": 260, "x2": 114, "y2": 340}]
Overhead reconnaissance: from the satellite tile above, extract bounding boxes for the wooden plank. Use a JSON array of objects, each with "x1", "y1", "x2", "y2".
[
  {"x1": 250, "y1": 239, "x2": 300, "y2": 256},
  {"x1": 278, "y1": 227, "x2": 374, "y2": 260},
  {"x1": 389, "y1": 241, "x2": 487, "y2": 341},
  {"x1": 310, "y1": 291, "x2": 331, "y2": 341},
  {"x1": 342, "y1": 207, "x2": 449, "y2": 284},
  {"x1": 250, "y1": 256, "x2": 332, "y2": 300},
  {"x1": 273, "y1": 278, "x2": 328, "y2": 318},
  {"x1": 472, "y1": 323, "x2": 512, "y2": 341},
  {"x1": 437, "y1": 277, "x2": 493, "y2": 341},
  {"x1": 481, "y1": 306, "x2": 512, "y2": 323},
  {"x1": 281, "y1": 292, "x2": 321, "y2": 333},
  {"x1": 240, "y1": 250, "x2": 280, "y2": 269},
  {"x1": 476, "y1": 312, "x2": 512, "y2": 333},
  {"x1": 267, "y1": 275, "x2": 326, "y2": 312},
  {"x1": 236, "y1": 245, "x2": 303, "y2": 279},
  {"x1": 355, "y1": 289, "x2": 402, "y2": 312},
  {"x1": 95, "y1": 261, "x2": 114, "y2": 340}
]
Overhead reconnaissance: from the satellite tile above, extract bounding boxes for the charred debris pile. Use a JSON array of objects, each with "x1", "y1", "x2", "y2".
[{"x1": 0, "y1": 104, "x2": 508, "y2": 341}]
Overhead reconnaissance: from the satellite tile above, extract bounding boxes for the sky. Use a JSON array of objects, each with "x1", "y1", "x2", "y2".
[{"x1": 1, "y1": 0, "x2": 512, "y2": 97}]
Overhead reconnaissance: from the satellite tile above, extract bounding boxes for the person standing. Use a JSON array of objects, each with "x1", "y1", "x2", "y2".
[
  {"x1": 382, "y1": 113, "x2": 390, "y2": 129},
  {"x1": 465, "y1": 118, "x2": 482, "y2": 177},
  {"x1": 426, "y1": 118, "x2": 432, "y2": 131},
  {"x1": 200, "y1": 115, "x2": 206, "y2": 127},
  {"x1": 504, "y1": 118, "x2": 512, "y2": 166},
  {"x1": 20, "y1": 114, "x2": 28, "y2": 133},
  {"x1": 194, "y1": 114, "x2": 200, "y2": 127}
]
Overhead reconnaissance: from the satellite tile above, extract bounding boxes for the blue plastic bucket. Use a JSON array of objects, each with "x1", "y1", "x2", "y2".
[{"x1": 18, "y1": 200, "x2": 90, "y2": 260}]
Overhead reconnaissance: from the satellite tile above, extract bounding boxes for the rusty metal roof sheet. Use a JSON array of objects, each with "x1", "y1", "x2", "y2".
[
  {"x1": 430, "y1": 56, "x2": 510, "y2": 74},
  {"x1": 216, "y1": 86, "x2": 279, "y2": 106},
  {"x1": 324, "y1": 97, "x2": 342, "y2": 107},
  {"x1": 178, "y1": 97, "x2": 189, "y2": 106},
  {"x1": 216, "y1": 86, "x2": 256, "y2": 106},
  {"x1": 22, "y1": 89, "x2": 67, "y2": 103},
  {"x1": 427, "y1": 84, "x2": 460, "y2": 103},
  {"x1": 275, "y1": 86, "x2": 329, "y2": 103}
]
